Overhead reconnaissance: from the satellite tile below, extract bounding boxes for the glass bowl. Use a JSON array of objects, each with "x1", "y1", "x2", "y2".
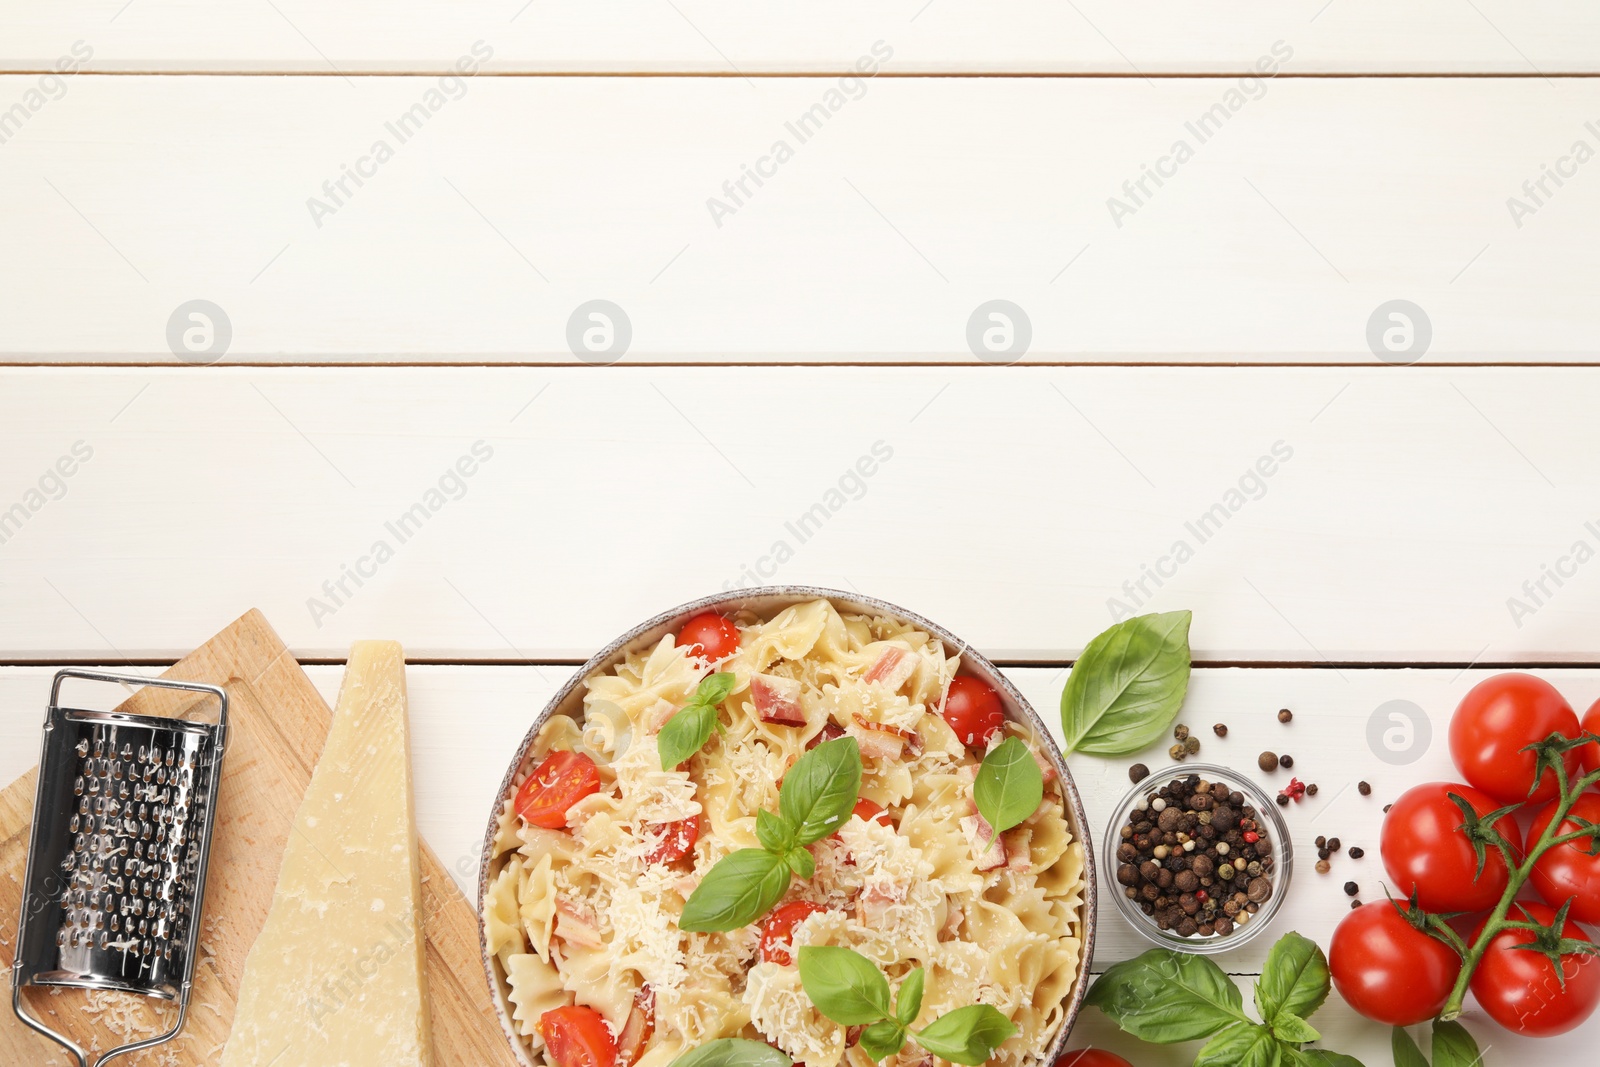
[{"x1": 1103, "y1": 762, "x2": 1293, "y2": 955}]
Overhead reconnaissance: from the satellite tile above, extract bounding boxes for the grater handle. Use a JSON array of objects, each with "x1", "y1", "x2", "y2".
[
  {"x1": 13, "y1": 979, "x2": 189, "y2": 1067},
  {"x1": 49, "y1": 668, "x2": 229, "y2": 731}
]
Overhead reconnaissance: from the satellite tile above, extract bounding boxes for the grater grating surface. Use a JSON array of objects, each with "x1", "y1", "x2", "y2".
[{"x1": 12, "y1": 670, "x2": 228, "y2": 1067}]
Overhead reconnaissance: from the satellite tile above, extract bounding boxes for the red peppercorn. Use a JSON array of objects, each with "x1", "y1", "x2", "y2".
[
  {"x1": 1277, "y1": 777, "x2": 1307, "y2": 803},
  {"x1": 1243, "y1": 831, "x2": 1259, "y2": 843},
  {"x1": 1195, "y1": 890, "x2": 1208, "y2": 901}
]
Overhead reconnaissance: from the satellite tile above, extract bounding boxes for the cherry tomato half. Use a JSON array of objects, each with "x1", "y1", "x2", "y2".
[
  {"x1": 644, "y1": 814, "x2": 702, "y2": 866},
  {"x1": 517, "y1": 750, "x2": 602, "y2": 830},
  {"x1": 1450, "y1": 673, "x2": 1580, "y2": 804},
  {"x1": 1380, "y1": 782, "x2": 1523, "y2": 913},
  {"x1": 1529, "y1": 791, "x2": 1600, "y2": 924},
  {"x1": 539, "y1": 1005, "x2": 618, "y2": 1067},
  {"x1": 1055, "y1": 1052, "x2": 1135, "y2": 1067},
  {"x1": 1329, "y1": 901, "x2": 1461, "y2": 1026},
  {"x1": 677, "y1": 613, "x2": 741, "y2": 662},
  {"x1": 759, "y1": 901, "x2": 829, "y2": 966},
  {"x1": 1471, "y1": 901, "x2": 1600, "y2": 1037},
  {"x1": 940, "y1": 676, "x2": 1005, "y2": 749}
]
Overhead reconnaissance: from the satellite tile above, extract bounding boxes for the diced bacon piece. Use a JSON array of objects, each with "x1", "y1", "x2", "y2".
[
  {"x1": 1004, "y1": 828, "x2": 1033, "y2": 872},
  {"x1": 851, "y1": 714, "x2": 923, "y2": 761},
  {"x1": 752, "y1": 673, "x2": 806, "y2": 725},
  {"x1": 806, "y1": 721, "x2": 845, "y2": 750},
  {"x1": 939, "y1": 901, "x2": 964, "y2": 940},
  {"x1": 863, "y1": 646, "x2": 916, "y2": 691},
  {"x1": 618, "y1": 986, "x2": 656, "y2": 1067},
  {"x1": 554, "y1": 898, "x2": 603, "y2": 948},
  {"x1": 961, "y1": 815, "x2": 1005, "y2": 871},
  {"x1": 1031, "y1": 747, "x2": 1058, "y2": 784}
]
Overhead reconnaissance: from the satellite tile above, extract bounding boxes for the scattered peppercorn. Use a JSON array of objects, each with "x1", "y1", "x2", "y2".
[
  {"x1": 1350, "y1": 899, "x2": 1362, "y2": 909},
  {"x1": 1278, "y1": 708, "x2": 1293, "y2": 723},
  {"x1": 1129, "y1": 763, "x2": 1149, "y2": 783},
  {"x1": 1279, "y1": 754, "x2": 1295, "y2": 769},
  {"x1": 1358, "y1": 781, "x2": 1372, "y2": 796},
  {"x1": 1348, "y1": 846, "x2": 1365, "y2": 859},
  {"x1": 1343, "y1": 881, "x2": 1359, "y2": 896},
  {"x1": 1276, "y1": 794, "x2": 1290, "y2": 806},
  {"x1": 1185, "y1": 736, "x2": 1201, "y2": 755},
  {"x1": 1169, "y1": 743, "x2": 1188, "y2": 761},
  {"x1": 1258, "y1": 751, "x2": 1279, "y2": 772},
  {"x1": 1315, "y1": 835, "x2": 1327, "y2": 849},
  {"x1": 1306, "y1": 783, "x2": 1319, "y2": 796},
  {"x1": 1174, "y1": 724, "x2": 1190, "y2": 741},
  {"x1": 1327, "y1": 837, "x2": 1341, "y2": 853},
  {"x1": 1278, "y1": 777, "x2": 1307, "y2": 803},
  {"x1": 1315, "y1": 859, "x2": 1330, "y2": 874},
  {"x1": 1318, "y1": 847, "x2": 1331, "y2": 861},
  {"x1": 1383, "y1": 803, "x2": 1392, "y2": 814},
  {"x1": 1213, "y1": 723, "x2": 1229, "y2": 737}
]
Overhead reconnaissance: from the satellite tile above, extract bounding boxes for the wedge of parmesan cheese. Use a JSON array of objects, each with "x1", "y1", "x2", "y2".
[{"x1": 220, "y1": 641, "x2": 433, "y2": 1067}]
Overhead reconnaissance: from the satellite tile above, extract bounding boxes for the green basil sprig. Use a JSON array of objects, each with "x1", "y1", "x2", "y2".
[
  {"x1": 659, "y1": 672, "x2": 737, "y2": 770},
  {"x1": 665, "y1": 1038, "x2": 793, "y2": 1067},
  {"x1": 797, "y1": 946, "x2": 1015, "y2": 1066},
  {"x1": 1392, "y1": 1021, "x2": 1485, "y2": 1067},
  {"x1": 1086, "y1": 932, "x2": 1368, "y2": 1067},
  {"x1": 679, "y1": 737, "x2": 861, "y2": 932},
  {"x1": 1060, "y1": 610, "x2": 1192, "y2": 756},
  {"x1": 973, "y1": 736, "x2": 1044, "y2": 836}
]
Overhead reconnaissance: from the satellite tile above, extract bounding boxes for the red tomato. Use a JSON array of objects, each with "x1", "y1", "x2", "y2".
[
  {"x1": 759, "y1": 901, "x2": 828, "y2": 966},
  {"x1": 539, "y1": 1006, "x2": 618, "y2": 1067},
  {"x1": 677, "y1": 613, "x2": 740, "y2": 662},
  {"x1": 644, "y1": 814, "x2": 702, "y2": 865},
  {"x1": 1329, "y1": 901, "x2": 1461, "y2": 1026},
  {"x1": 1580, "y1": 696, "x2": 1600, "y2": 775},
  {"x1": 1529, "y1": 791, "x2": 1600, "y2": 923},
  {"x1": 1380, "y1": 782, "x2": 1523, "y2": 912},
  {"x1": 850, "y1": 798, "x2": 892, "y2": 828},
  {"x1": 1055, "y1": 1053, "x2": 1135, "y2": 1067},
  {"x1": 517, "y1": 750, "x2": 602, "y2": 830},
  {"x1": 940, "y1": 676, "x2": 1006, "y2": 749},
  {"x1": 1450, "y1": 673, "x2": 1579, "y2": 804},
  {"x1": 1470, "y1": 901, "x2": 1600, "y2": 1036}
]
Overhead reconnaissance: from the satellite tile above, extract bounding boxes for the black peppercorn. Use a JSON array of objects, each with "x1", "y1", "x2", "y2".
[
  {"x1": 1279, "y1": 754, "x2": 1294, "y2": 769},
  {"x1": 1276, "y1": 794, "x2": 1290, "y2": 806},
  {"x1": 1358, "y1": 781, "x2": 1372, "y2": 796},
  {"x1": 1348, "y1": 846, "x2": 1365, "y2": 859},
  {"x1": 1278, "y1": 708, "x2": 1293, "y2": 723},
  {"x1": 1343, "y1": 881, "x2": 1359, "y2": 896},
  {"x1": 1327, "y1": 837, "x2": 1341, "y2": 852},
  {"x1": 1129, "y1": 763, "x2": 1149, "y2": 783},
  {"x1": 1213, "y1": 723, "x2": 1228, "y2": 737},
  {"x1": 1350, "y1": 899, "x2": 1362, "y2": 909},
  {"x1": 1306, "y1": 783, "x2": 1319, "y2": 796}
]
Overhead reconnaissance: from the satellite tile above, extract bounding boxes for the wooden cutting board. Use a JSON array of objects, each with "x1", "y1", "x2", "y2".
[{"x1": 0, "y1": 610, "x2": 518, "y2": 1067}]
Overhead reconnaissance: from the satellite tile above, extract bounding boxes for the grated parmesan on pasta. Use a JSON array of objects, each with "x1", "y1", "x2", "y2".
[{"x1": 490, "y1": 599, "x2": 1086, "y2": 1067}]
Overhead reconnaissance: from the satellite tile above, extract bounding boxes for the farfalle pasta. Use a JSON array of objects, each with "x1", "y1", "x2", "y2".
[{"x1": 487, "y1": 599, "x2": 1085, "y2": 1067}]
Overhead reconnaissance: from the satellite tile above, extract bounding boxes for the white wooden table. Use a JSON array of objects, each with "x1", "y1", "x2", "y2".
[{"x1": 4, "y1": 4, "x2": 1599, "y2": 1062}]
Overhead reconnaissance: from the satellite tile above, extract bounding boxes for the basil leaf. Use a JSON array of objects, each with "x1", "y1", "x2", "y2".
[
  {"x1": 1059, "y1": 611, "x2": 1192, "y2": 756},
  {"x1": 785, "y1": 846, "x2": 815, "y2": 879},
  {"x1": 1085, "y1": 949, "x2": 1247, "y2": 1043},
  {"x1": 796, "y1": 945, "x2": 892, "y2": 1025},
  {"x1": 1255, "y1": 932, "x2": 1331, "y2": 1026},
  {"x1": 1272, "y1": 1012, "x2": 1320, "y2": 1044},
  {"x1": 896, "y1": 968, "x2": 925, "y2": 1026},
  {"x1": 912, "y1": 1005, "x2": 1016, "y2": 1066},
  {"x1": 780, "y1": 737, "x2": 862, "y2": 846},
  {"x1": 1391, "y1": 1028, "x2": 1427, "y2": 1067},
  {"x1": 1431, "y1": 1020, "x2": 1482, "y2": 1067},
  {"x1": 667, "y1": 1040, "x2": 793, "y2": 1067},
  {"x1": 973, "y1": 737, "x2": 1044, "y2": 836},
  {"x1": 698, "y1": 671, "x2": 737, "y2": 706},
  {"x1": 680, "y1": 849, "x2": 791, "y2": 932},
  {"x1": 757, "y1": 809, "x2": 795, "y2": 854},
  {"x1": 1193, "y1": 1023, "x2": 1278, "y2": 1067},
  {"x1": 1290, "y1": 1052, "x2": 1366, "y2": 1067},
  {"x1": 660, "y1": 702, "x2": 717, "y2": 770},
  {"x1": 857, "y1": 1020, "x2": 907, "y2": 1062}
]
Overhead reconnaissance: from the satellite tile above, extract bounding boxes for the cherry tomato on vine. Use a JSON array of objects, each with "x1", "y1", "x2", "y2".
[
  {"x1": 516, "y1": 750, "x2": 602, "y2": 829},
  {"x1": 1529, "y1": 791, "x2": 1600, "y2": 924},
  {"x1": 1470, "y1": 901, "x2": 1600, "y2": 1037},
  {"x1": 1580, "y1": 696, "x2": 1600, "y2": 776},
  {"x1": 940, "y1": 676, "x2": 1006, "y2": 749},
  {"x1": 1328, "y1": 901, "x2": 1461, "y2": 1026},
  {"x1": 676, "y1": 613, "x2": 741, "y2": 662},
  {"x1": 759, "y1": 901, "x2": 829, "y2": 966},
  {"x1": 1055, "y1": 1052, "x2": 1135, "y2": 1067},
  {"x1": 539, "y1": 1006, "x2": 618, "y2": 1067},
  {"x1": 1450, "y1": 673, "x2": 1580, "y2": 804},
  {"x1": 1380, "y1": 782, "x2": 1522, "y2": 912}
]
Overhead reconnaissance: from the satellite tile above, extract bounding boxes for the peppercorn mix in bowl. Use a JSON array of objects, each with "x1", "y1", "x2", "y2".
[{"x1": 1104, "y1": 764, "x2": 1292, "y2": 954}]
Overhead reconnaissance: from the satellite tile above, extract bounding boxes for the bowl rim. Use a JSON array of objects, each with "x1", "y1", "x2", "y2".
[
  {"x1": 1101, "y1": 761, "x2": 1294, "y2": 956},
  {"x1": 477, "y1": 585, "x2": 1098, "y2": 1067}
]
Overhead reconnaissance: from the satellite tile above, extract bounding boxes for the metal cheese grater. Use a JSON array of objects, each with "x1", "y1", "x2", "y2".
[{"x1": 11, "y1": 669, "x2": 228, "y2": 1067}]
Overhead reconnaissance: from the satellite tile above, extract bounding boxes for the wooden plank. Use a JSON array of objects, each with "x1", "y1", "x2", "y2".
[
  {"x1": 5, "y1": 661, "x2": 1593, "y2": 1062},
  {"x1": 4, "y1": 1, "x2": 1600, "y2": 74},
  {"x1": 2, "y1": 366, "x2": 1600, "y2": 662},
  {"x1": 0, "y1": 614, "x2": 518, "y2": 1067},
  {"x1": 1, "y1": 76, "x2": 1596, "y2": 363}
]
